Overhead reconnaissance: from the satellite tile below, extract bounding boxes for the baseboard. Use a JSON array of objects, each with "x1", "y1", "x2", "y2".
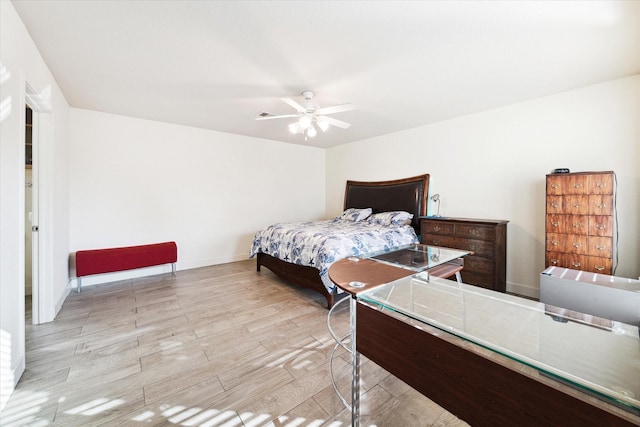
[
  {"x1": 178, "y1": 253, "x2": 250, "y2": 271},
  {"x1": 506, "y1": 281, "x2": 539, "y2": 300},
  {"x1": 71, "y1": 254, "x2": 251, "y2": 289},
  {"x1": 71, "y1": 264, "x2": 173, "y2": 288}
]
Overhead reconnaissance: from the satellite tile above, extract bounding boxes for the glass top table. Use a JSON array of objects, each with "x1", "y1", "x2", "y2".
[
  {"x1": 365, "y1": 243, "x2": 470, "y2": 272},
  {"x1": 359, "y1": 273, "x2": 640, "y2": 415}
]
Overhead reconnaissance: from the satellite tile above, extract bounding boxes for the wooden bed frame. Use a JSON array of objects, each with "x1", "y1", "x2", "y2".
[{"x1": 256, "y1": 174, "x2": 430, "y2": 308}]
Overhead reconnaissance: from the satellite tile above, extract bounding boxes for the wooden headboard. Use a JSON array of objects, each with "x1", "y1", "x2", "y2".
[{"x1": 343, "y1": 174, "x2": 430, "y2": 233}]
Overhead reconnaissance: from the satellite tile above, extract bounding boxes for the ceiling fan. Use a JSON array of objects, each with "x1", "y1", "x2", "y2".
[{"x1": 256, "y1": 90, "x2": 353, "y2": 139}]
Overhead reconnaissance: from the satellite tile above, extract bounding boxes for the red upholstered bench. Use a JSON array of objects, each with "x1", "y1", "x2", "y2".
[{"x1": 75, "y1": 241, "x2": 177, "y2": 292}]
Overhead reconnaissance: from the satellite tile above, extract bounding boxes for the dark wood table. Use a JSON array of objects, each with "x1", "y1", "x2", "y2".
[
  {"x1": 329, "y1": 257, "x2": 640, "y2": 427},
  {"x1": 356, "y1": 301, "x2": 638, "y2": 426},
  {"x1": 329, "y1": 256, "x2": 463, "y2": 295},
  {"x1": 327, "y1": 246, "x2": 470, "y2": 426}
]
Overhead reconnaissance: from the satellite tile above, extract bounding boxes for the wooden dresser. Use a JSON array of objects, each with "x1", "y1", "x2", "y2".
[
  {"x1": 420, "y1": 217, "x2": 508, "y2": 292},
  {"x1": 545, "y1": 171, "x2": 616, "y2": 274}
]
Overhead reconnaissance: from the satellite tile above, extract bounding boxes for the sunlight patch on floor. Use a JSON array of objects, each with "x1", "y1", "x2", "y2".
[
  {"x1": 65, "y1": 397, "x2": 125, "y2": 415},
  {"x1": 0, "y1": 389, "x2": 49, "y2": 425}
]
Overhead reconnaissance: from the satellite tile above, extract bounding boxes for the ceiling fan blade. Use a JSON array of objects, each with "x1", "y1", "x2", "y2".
[
  {"x1": 255, "y1": 112, "x2": 299, "y2": 121},
  {"x1": 316, "y1": 103, "x2": 354, "y2": 115},
  {"x1": 321, "y1": 115, "x2": 351, "y2": 129},
  {"x1": 279, "y1": 97, "x2": 307, "y2": 113}
]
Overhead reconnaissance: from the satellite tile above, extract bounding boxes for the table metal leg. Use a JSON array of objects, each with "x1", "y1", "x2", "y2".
[{"x1": 350, "y1": 296, "x2": 360, "y2": 426}]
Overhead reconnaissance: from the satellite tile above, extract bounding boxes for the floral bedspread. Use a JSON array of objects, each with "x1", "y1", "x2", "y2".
[{"x1": 249, "y1": 218, "x2": 418, "y2": 293}]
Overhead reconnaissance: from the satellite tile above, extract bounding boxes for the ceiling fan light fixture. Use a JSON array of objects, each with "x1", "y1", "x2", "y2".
[
  {"x1": 299, "y1": 114, "x2": 312, "y2": 129},
  {"x1": 307, "y1": 124, "x2": 317, "y2": 138},
  {"x1": 317, "y1": 118, "x2": 329, "y2": 132},
  {"x1": 256, "y1": 90, "x2": 353, "y2": 140},
  {"x1": 288, "y1": 122, "x2": 300, "y2": 134}
]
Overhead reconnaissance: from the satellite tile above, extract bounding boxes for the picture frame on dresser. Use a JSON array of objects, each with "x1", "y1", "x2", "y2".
[{"x1": 419, "y1": 217, "x2": 508, "y2": 292}]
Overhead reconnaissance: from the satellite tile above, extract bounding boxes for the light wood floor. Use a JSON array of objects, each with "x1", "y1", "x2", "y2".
[{"x1": 1, "y1": 260, "x2": 467, "y2": 426}]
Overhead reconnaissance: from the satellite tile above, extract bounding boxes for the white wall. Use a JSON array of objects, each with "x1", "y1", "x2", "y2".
[
  {"x1": 69, "y1": 109, "x2": 325, "y2": 285},
  {"x1": 0, "y1": 1, "x2": 71, "y2": 411},
  {"x1": 327, "y1": 75, "x2": 640, "y2": 297}
]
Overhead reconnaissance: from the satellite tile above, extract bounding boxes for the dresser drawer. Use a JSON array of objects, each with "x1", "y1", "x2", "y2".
[
  {"x1": 588, "y1": 236, "x2": 612, "y2": 258},
  {"x1": 464, "y1": 255, "x2": 493, "y2": 275},
  {"x1": 566, "y1": 175, "x2": 589, "y2": 195},
  {"x1": 546, "y1": 233, "x2": 565, "y2": 252},
  {"x1": 588, "y1": 194, "x2": 613, "y2": 216},
  {"x1": 423, "y1": 235, "x2": 494, "y2": 258},
  {"x1": 587, "y1": 256, "x2": 612, "y2": 274},
  {"x1": 455, "y1": 224, "x2": 495, "y2": 241},
  {"x1": 566, "y1": 215, "x2": 588, "y2": 235},
  {"x1": 421, "y1": 221, "x2": 454, "y2": 235},
  {"x1": 565, "y1": 195, "x2": 589, "y2": 215},
  {"x1": 590, "y1": 173, "x2": 614, "y2": 195},
  {"x1": 566, "y1": 235, "x2": 589, "y2": 255},
  {"x1": 546, "y1": 175, "x2": 564, "y2": 195},
  {"x1": 421, "y1": 234, "x2": 457, "y2": 248},
  {"x1": 546, "y1": 196, "x2": 563, "y2": 214},
  {"x1": 565, "y1": 253, "x2": 588, "y2": 270},
  {"x1": 589, "y1": 216, "x2": 613, "y2": 237},
  {"x1": 545, "y1": 252, "x2": 564, "y2": 268},
  {"x1": 460, "y1": 271, "x2": 495, "y2": 290},
  {"x1": 546, "y1": 214, "x2": 566, "y2": 233}
]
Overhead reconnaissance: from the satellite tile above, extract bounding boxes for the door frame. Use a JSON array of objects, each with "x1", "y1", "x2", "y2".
[{"x1": 25, "y1": 82, "x2": 50, "y2": 325}]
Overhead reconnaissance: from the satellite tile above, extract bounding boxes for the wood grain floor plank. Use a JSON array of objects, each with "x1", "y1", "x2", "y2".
[{"x1": 2, "y1": 259, "x2": 467, "y2": 426}]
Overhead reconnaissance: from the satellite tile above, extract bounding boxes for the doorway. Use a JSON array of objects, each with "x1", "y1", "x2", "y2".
[
  {"x1": 25, "y1": 105, "x2": 35, "y2": 323},
  {"x1": 24, "y1": 82, "x2": 48, "y2": 325}
]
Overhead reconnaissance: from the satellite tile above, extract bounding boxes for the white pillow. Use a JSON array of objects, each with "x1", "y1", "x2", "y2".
[
  {"x1": 368, "y1": 211, "x2": 413, "y2": 226},
  {"x1": 339, "y1": 208, "x2": 373, "y2": 222}
]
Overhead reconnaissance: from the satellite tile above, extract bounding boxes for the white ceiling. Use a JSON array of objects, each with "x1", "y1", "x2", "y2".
[{"x1": 12, "y1": 1, "x2": 640, "y2": 148}]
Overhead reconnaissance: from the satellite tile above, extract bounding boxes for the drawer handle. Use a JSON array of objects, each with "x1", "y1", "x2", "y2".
[
  {"x1": 469, "y1": 228, "x2": 480, "y2": 236},
  {"x1": 572, "y1": 262, "x2": 581, "y2": 268},
  {"x1": 433, "y1": 240, "x2": 441, "y2": 246},
  {"x1": 596, "y1": 245, "x2": 607, "y2": 251},
  {"x1": 551, "y1": 202, "x2": 559, "y2": 208},
  {"x1": 572, "y1": 242, "x2": 581, "y2": 248},
  {"x1": 432, "y1": 225, "x2": 441, "y2": 232},
  {"x1": 550, "y1": 259, "x2": 559, "y2": 265},
  {"x1": 468, "y1": 244, "x2": 478, "y2": 251},
  {"x1": 596, "y1": 224, "x2": 605, "y2": 230},
  {"x1": 572, "y1": 223, "x2": 581, "y2": 228},
  {"x1": 551, "y1": 183, "x2": 559, "y2": 189},
  {"x1": 469, "y1": 261, "x2": 479, "y2": 268},
  {"x1": 596, "y1": 182, "x2": 606, "y2": 188},
  {"x1": 573, "y1": 183, "x2": 582, "y2": 189},
  {"x1": 595, "y1": 203, "x2": 606, "y2": 209},
  {"x1": 551, "y1": 240, "x2": 559, "y2": 246},
  {"x1": 572, "y1": 203, "x2": 580, "y2": 208},
  {"x1": 551, "y1": 222, "x2": 559, "y2": 227},
  {"x1": 594, "y1": 265, "x2": 605, "y2": 271}
]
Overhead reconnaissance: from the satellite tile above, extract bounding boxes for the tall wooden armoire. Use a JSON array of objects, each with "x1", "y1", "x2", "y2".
[{"x1": 545, "y1": 171, "x2": 616, "y2": 274}]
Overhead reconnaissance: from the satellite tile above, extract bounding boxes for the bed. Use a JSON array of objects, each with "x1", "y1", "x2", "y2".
[{"x1": 250, "y1": 174, "x2": 430, "y2": 308}]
